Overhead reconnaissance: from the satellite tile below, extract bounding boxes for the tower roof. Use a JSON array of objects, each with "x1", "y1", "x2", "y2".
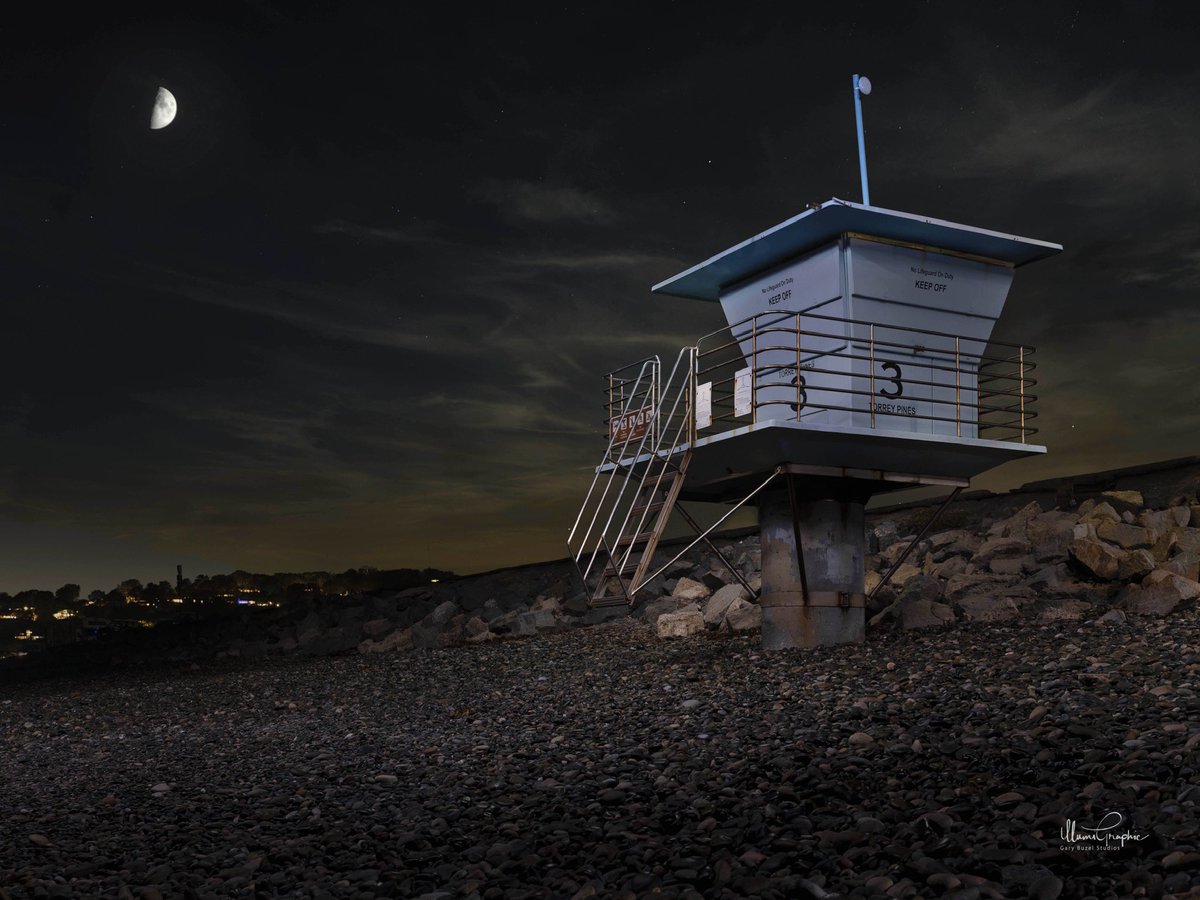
[{"x1": 651, "y1": 198, "x2": 1063, "y2": 302}]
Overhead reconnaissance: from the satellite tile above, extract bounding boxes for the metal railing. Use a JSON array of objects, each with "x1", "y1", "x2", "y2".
[
  {"x1": 569, "y1": 348, "x2": 696, "y2": 588},
  {"x1": 689, "y1": 309, "x2": 1037, "y2": 443},
  {"x1": 568, "y1": 356, "x2": 660, "y2": 573}
]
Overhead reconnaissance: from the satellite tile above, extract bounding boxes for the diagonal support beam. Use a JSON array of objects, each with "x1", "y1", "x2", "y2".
[
  {"x1": 637, "y1": 467, "x2": 783, "y2": 589},
  {"x1": 868, "y1": 486, "x2": 963, "y2": 602},
  {"x1": 672, "y1": 502, "x2": 759, "y2": 600}
]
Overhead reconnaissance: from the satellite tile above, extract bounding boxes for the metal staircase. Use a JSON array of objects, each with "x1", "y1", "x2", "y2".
[{"x1": 568, "y1": 348, "x2": 695, "y2": 607}]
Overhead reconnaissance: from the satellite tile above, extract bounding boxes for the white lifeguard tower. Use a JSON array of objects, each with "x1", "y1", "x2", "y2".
[{"x1": 568, "y1": 84, "x2": 1062, "y2": 650}]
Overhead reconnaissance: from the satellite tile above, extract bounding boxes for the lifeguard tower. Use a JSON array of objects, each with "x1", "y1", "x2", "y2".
[{"x1": 568, "y1": 83, "x2": 1062, "y2": 650}]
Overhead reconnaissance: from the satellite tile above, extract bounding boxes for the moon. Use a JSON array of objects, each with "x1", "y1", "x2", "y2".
[{"x1": 150, "y1": 86, "x2": 177, "y2": 130}]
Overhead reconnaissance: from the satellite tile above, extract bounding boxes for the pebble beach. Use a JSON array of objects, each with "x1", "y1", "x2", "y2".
[{"x1": 2, "y1": 615, "x2": 1197, "y2": 899}]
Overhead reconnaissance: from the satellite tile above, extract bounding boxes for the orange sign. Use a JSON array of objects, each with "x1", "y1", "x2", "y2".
[{"x1": 610, "y1": 404, "x2": 654, "y2": 444}]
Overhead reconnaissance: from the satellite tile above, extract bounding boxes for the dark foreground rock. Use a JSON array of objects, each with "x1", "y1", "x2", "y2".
[{"x1": 2, "y1": 616, "x2": 1197, "y2": 899}]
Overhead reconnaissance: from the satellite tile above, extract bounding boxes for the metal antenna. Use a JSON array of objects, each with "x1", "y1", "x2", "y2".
[{"x1": 852, "y1": 74, "x2": 872, "y2": 206}]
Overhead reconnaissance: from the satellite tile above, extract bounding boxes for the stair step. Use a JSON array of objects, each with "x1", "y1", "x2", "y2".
[
  {"x1": 616, "y1": 531, "x2": 656, "y2": 548},
  {"x1": 630, "y1": 500, "x2": 666, "y2": 516},
  {"x1": 640, "y1": 466, "x2": 677, "y2": 481},
  {"x1": 590, "y1": 594, "x2": 632, "y2": 608}
]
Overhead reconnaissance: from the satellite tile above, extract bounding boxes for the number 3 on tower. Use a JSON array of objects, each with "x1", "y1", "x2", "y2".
[{"x1": 879, "y1": 361, "x2": 904, "y2": 399}]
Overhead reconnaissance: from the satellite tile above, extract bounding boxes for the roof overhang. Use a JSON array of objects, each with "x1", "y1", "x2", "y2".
[{"x1": 651, "y1": 198, "x2": 1063, "y2": 302}]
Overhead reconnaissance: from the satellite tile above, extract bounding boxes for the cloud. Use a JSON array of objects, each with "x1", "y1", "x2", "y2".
[
  {"x1": 505, "y1": 250, "x2": 680, "y2": 272},
  {"x1": 314, "y1": 218, "x2": 448, "y2": 246},
  {"x1": 923, "y1": 59, "x2": 1200, "y2": 213},
  {"x1": 474, "y1": 179, "x2": 618, "y2": 225}
]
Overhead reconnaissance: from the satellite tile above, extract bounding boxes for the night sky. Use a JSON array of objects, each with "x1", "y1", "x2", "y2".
[{"x1": 4, "y1": 2, "x2": 1199, "y2": 594}]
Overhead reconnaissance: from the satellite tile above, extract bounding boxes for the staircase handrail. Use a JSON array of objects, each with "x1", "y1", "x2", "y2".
[
  {"x1": 567, "y1": 356, "x2": 661, "y2": 578},
  {"x1": 608, "y1": 347, "x2": 696, "y2": 586}
]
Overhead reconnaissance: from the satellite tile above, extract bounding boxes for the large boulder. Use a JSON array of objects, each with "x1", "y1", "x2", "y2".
[
  {"x1": 864, "y1": 570, "x2": 884, "y2": 595},
  {"x1": 1026, "y1": 511, "x2": 1079, "y2": 562},
  {"x1": 506, "y1": 609, "x2": 562, "y2": 637},
  {"x1": 299, "y1": 625, "x2": 360, "y2": 656},
  {"x1": 562, "y1": 593, "x2": 590, "y2": 616},
  {"x1": 1096, "y1": 521, "x2": 1154, "y2": 550},
  {"x1": 956, "y1": 596, "x2": 1020, "y2": 623},
  {"x1": 361, "y1": 617, "x2": 394, "y2": 638},
  {"x1": 929, "y1": 530, "x2": 982, "y2": 561},
  {"x1": 1161, "y1": 552, "x2": 1200, "y2": 581},
  {"x1": 985, "y1": 501, "x2": 1043, "y2": 539},
  {"x1": 899, "y1": 573, "x2": 943, "y2": 603},
  {"x1": 577, "y1": 605, "x2": 633, "y2": 627},
  {"x1": 529, "y1": 595, "x2": 562, "y2": 614},
  {"x1": 1177, "y1": 528, "x2": 1200, "y2": 558},
  {"x1": 1068, "y1": 538, "x2": 1125, "y2": 580},
  {"x1": 889, "y1": 563, "x2": 923, "y2": 589},
  {"x1": 671, "y1": 577, "x2": 711, "y2": 603},
  {"x1": 989, "y1": 555, "x2": 1037, "y2": 576},
  {"x1": 1121, "y1": 573, "x2": 1200, "y2": 616},
  {"x1": 874, "y1": 521, "x2": 900, "y2": 551},
  {"x1": 423, "y1": 600, "x2": 460, "y2": 630},
  {"x1": 1153, "y1": 530, "x2": 1180, "y2": 563},
  {"x1": 1140, "y1": 508, "x2": 1183, "y2": 542},
  {"x1": 702, "y1": 584, "x2": 750, "y2": 626},
  {"x1": 928, "y1": 528, "x2": 973, "y2": 551},
  {"x1": 973, "y1": 536, "x2": 1033, "y2": 567},
  {"x1": 723, "y1": 598, "x2": 762, "y2": 632},
  {"x1": 1080, "y1": 501, "x2": 1121, "y2": 525},
  {"x1": 881, "y1": 539, "x2": 924, "y2": 566},
  {"x1": 899, "y1": 599, "x2": 955, "y2": 630},
  {"x1": 926, "y1": 555, "x2": 968, "y2": 580},
  {"x1": 1099, "y1": 490, "x2": 1144, "y2": 515},
  {"x1": 1116, "y1": 549, "x2": 1156, "y2": 582},
  {"x1": 944, "y1": 573, "x2": 1018, "y2": 601},
  {"x1": 1024, "y1": 563, "x2": 1093, "y2": 598},
  {"x1": 701, "y1": 568, "x2": 734, "y2": 589},
  {"x1": 663, "y1": 558, "x2": 697, "y2": 579},
  {"x1": 656, "y1": 608, "x2": 705, "y2": 639},
  {"x1": 358, "y1": 627, "x2": 413, "y2": 654},
  {"x1": 465, "y1": 617, "x2": 494, "y2": 643},
  {"x1": 642, "y1": 595, "x2": 698, "y2": 622}
]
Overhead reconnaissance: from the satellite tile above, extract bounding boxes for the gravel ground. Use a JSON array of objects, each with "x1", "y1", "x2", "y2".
[{"x1": 2, "y1": 616, "x2": 1198, "y2": 900}]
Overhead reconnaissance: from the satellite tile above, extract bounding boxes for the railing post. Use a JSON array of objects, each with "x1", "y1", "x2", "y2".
[
  {"x1": 607, "y1": 373, "x2": 614, "y2": 440},
  {"x1": 689, "y1": 347, "x2": 697, "y2": 445},
  {"x1": 751, "y1": 316, "x2": 758, "y2": 424},
  {"x1": 955, "y1": 336, "x2": 961, "y2": 438},
  {"x1": 795, "y1": 312, "x2": 802, "y2": 420},
  {"x1": 869, "y1": 323, "x2": 876, "y2": 429},
  {"x1": 652, "y1": 358, "x2": 660, "y2": 450},
  {"x1": 1019, "y1": 346, "x2": 1026, "y2": 442}
]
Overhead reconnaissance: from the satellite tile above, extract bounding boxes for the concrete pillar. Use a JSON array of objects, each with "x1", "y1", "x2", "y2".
[{"x1": 758, "y1": 490, "x2": 866, "y2": 650}]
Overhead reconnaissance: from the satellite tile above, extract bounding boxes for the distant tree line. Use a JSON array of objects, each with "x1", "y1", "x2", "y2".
[{"x1": 0, "y1": 566, "x2": 455, "y2": 620}]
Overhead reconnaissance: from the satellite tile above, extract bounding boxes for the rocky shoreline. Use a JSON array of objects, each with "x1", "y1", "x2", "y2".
[{"x1": 15, "y1": 477, "x2": 1188, "y2": 675}]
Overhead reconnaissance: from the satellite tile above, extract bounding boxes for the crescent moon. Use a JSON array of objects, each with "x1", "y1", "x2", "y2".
[{"x1": 150, "y1": 87, "x2": 177, "y2": 130}]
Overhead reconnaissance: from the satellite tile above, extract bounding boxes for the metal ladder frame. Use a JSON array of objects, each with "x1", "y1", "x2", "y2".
[{"x1": 568, "y1": 347, "x2": 697, "y2": 604}]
